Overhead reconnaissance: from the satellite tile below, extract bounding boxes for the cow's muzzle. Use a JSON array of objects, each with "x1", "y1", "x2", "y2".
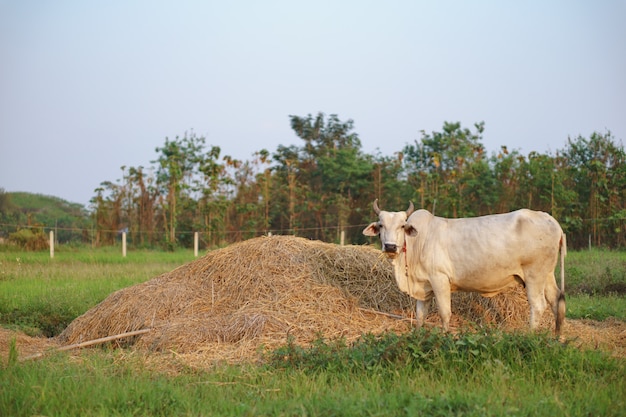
[{"x1": 383, "y1": 243, "x2": 398, "y2": 256}]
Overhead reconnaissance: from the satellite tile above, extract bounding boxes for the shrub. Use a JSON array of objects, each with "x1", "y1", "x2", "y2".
[{"x1": 8, "y1": 228, "x2": 49, "y2": 251}]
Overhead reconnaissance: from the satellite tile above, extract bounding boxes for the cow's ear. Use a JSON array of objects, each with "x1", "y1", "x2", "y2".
[
  {"x1": 363, "y1": 222, "x2": 380, "y2": 236},
  {"x1": 404, "y1": 224, "x2": 418, "y2": 237}
]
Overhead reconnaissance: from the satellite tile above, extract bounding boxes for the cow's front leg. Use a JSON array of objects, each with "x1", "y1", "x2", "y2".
[
  {"x1": 415, "y1": 298, "x2": 429, "y2": 328},
  {"x1": 431, "y1": 278, "x2": 452, "y2": 331}
]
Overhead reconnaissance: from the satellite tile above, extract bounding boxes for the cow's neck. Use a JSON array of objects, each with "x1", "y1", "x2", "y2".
[{"x1": 390, "y1": 242, "x2": 410, "y2": 294}]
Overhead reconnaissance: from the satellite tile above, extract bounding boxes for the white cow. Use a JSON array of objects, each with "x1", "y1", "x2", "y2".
[{"x1": 363, "y1": 200, "x2": 566, "y2": 335}]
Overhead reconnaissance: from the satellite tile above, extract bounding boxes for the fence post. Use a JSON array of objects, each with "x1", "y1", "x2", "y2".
[
  {"x1": 122, "y1": 232, "x2": 127, "y2": 257},
  {"x1": 340, "y1": 230, "x2": 345, "y2": 246},
  {"x1": 194, "y1": 232, "x2": 199, "y2": 257},
  {"x1": 49, "y1": 230, "x2": 54, "y2": 258}
]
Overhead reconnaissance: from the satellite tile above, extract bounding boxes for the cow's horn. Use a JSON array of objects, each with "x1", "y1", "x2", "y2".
[
  {"x1": 406, "y1": 201, "x2": 415, "y2": 217},
  {"x1": 373, "y1": 199, "x2": 381, "y2": 215}
]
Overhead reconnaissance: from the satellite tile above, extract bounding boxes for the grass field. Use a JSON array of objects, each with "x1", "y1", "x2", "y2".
[
  {"x1": 2, "y1": 329, "x2": 624, "y2": 417},
  {"x1": 0, "y1": 245, "x2": 624, "y2": 416},
  {"x1": 0, "y1": 247, "x2": 195, "y2": 336}
]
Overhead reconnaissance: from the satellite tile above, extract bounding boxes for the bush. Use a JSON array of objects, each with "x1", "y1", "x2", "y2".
[{"x1": 8, "y1": 228, "x2": 48, "y2": 251}]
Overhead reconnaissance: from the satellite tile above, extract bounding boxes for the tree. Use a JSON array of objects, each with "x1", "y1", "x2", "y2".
[
  {"x1": 272, "y1": 144, "x2": 305, "y2": 234},
  {"x1": 84, "y1": 118, "x2": 626, "y2": 250},
  {"x1": 126, "y1": 166, "x2": 158, "y2": 246},
  {"x1": 153, "y1": 132, "x2": 205, "y2": 246},
  {"x1": 403, "y1": 122, "x2": 487, "y2": 217},
  {"x1": 561, "y1": 131, "x2": 626, "y2": 247},
  {"x1": 91, "y1": 180, "x2": 124, "y2": 246},
  {"x1": 368, "y1": 152, "x2": 411, "y2": 215},
  {"x1": 195, "y1": 145, "x2": 228, "y2": 247},
  {"x1": 226, "y1": 150, "x2": 273, "y2": 241},
  {"x1": 285, "y1": 112, "x2": 372, "y2": 241},
  {"x1": 518, "y1": 152, "x2": 557, "y2": 212},
  {"x1": 491, "y1": 146, "x2": 522, "y2": 212}
]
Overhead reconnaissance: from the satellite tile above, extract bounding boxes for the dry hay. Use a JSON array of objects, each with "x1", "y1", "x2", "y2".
[
  {"x1": 0, "y1": 328, "x2": 58, "y2": 362},
  {"x1": 58, "y1": 236, "x2": 413, "y2": 362},
  {"x1": 563, "y1": 318, "x2": 626, "y2": 358},
  {"x1": 48, "y1": 235, "x2": 621, "y2": 365}
]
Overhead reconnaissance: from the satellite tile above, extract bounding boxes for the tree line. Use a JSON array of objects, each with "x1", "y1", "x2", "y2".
[
  {"x1": 86, "y1": 113, "x2": 625, "y2": 250},
  {"x1": 3, "y1": 113, "x2": 623, "y2": 250}
]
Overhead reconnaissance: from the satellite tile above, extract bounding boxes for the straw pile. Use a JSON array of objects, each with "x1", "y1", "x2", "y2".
[
  {"x1": 57, "y1": 235, "x2": 543, "y2": 362},
  {"x1": 0, "y1": 328, "x2": 57, "y2": 360}
]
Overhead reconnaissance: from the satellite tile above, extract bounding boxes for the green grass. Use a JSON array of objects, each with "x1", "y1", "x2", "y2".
[
  {"x1": 1, "y1": 329, "x2": 624, "y2": 416},
  {"x1": 0, "y1": 247, "x2": 197, "y2": 336},
  {"x1": 567, "y1": 293, "x2": 626, "y2": 321},
  {"x1": 564, "y1": 249, "x2": 626, "y2": 295},
  {"x1": 559, "y1": 249, "x2": 626, "y2": 321},
  {"x1": 0, "y1": 246, "x2": 624, "y2": 416}
]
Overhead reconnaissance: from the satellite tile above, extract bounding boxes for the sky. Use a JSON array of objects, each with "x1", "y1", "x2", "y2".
[{"x1": 1, "y1": 1, "x2": 624, "y2": 207}]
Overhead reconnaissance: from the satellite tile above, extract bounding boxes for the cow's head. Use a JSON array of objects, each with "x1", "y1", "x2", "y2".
[{"x1": 363, "y1": 199, "x2": 414, "y2": 258}]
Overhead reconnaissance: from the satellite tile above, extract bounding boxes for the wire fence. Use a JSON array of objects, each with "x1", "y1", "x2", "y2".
[
  {"x1": 0, "y1": 221, "x2": 373, "y2": 251},
  {"x1": 2, "y1": 215, "x2": 625, "y2": 251}
]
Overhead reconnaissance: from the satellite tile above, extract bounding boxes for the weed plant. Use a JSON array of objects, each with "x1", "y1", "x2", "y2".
[{"x1": 268, "y1": 328, "x2": 612, "y2": 377}]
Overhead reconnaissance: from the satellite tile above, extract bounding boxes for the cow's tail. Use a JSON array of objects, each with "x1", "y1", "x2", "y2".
[{"x1": 556, "y1": 232, "x2": 567, "y2": 336}]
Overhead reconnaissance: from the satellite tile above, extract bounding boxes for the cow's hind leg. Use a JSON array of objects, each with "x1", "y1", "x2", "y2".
[
  {"x1": 526, "y1": 281, "x2": 547, "y2": 331},
  {"x1": 544, "y1": 276, "x2": 566, "y2": 336}
]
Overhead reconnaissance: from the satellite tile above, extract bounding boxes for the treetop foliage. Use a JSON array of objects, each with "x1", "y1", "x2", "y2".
[{"x1": 2, "y1": 113, "x2": 624, "y2": 249}]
